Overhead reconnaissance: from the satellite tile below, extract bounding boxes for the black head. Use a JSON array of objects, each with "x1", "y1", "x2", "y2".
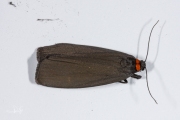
[{"x1": 140, "y1": 60, "x2": 146, "y2": 71}]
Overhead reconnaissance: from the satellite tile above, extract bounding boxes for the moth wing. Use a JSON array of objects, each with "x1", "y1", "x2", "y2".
[
  {"x1": 37, "y1": 43, "x2": 133, "y2": 62},
  {"x1": 36, "y1": 43, "x2": 136, "y2": 88},
  {"x1": 36, "y1": 57, "x2": 131, "y2": 88}
]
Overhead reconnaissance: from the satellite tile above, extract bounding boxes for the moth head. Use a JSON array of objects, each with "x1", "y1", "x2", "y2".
[{"x1": 135, "y1": 59, "x2": 146, "y2": 71}]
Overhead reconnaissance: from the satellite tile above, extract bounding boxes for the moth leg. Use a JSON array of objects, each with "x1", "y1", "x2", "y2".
[
  {"x1": 131, "y1": 74, "x2": 141, "y2": 79},
  {"x1": 119, "y1": 79, "x2": 128, "y2": 83}
]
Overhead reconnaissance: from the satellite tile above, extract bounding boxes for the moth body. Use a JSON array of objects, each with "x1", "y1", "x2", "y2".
[{"x1": 36, "y1": 43, "x2": 144, "y2": 88}]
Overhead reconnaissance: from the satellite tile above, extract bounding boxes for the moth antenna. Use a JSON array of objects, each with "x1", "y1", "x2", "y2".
[
  {"x1": 145, "y1": 68, "x2": 158, "y2": 104},
  {"x1": 144, "y1": 20, "x2": 159, "y2": 104},
  {"x1": 145, "y1": 20, "x2": 159, "y2": 62}
]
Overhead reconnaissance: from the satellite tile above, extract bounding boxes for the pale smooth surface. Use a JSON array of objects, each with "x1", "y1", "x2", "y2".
[{"x1": 1, "y1": 0, "x2": 180, "y2": 120}]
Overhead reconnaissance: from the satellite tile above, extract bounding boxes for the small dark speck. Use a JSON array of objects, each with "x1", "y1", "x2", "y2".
[
  {"x1": 9, "y1": 2, "x2": 16, "y2": 7},
  {"x1": 37, "y1": 18, "x2": 59, "y2": 21}
]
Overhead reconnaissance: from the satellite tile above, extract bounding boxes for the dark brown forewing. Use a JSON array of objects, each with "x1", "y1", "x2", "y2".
[
  {"x1": 37, "y1": 43, "x2": 133, "y2": 62},
  {"x1": 36, "y1": 43, "x2": 135, "y2": 88}
]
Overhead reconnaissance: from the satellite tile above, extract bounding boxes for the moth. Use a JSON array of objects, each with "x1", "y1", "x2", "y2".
[{"x1": 35, "y1": 21, "x2": 159, "y2": 103}]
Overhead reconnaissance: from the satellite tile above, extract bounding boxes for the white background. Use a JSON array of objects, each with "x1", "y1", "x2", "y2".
[{"x1": 1, "y1": 0, "x2": 180, "y2": 120}]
